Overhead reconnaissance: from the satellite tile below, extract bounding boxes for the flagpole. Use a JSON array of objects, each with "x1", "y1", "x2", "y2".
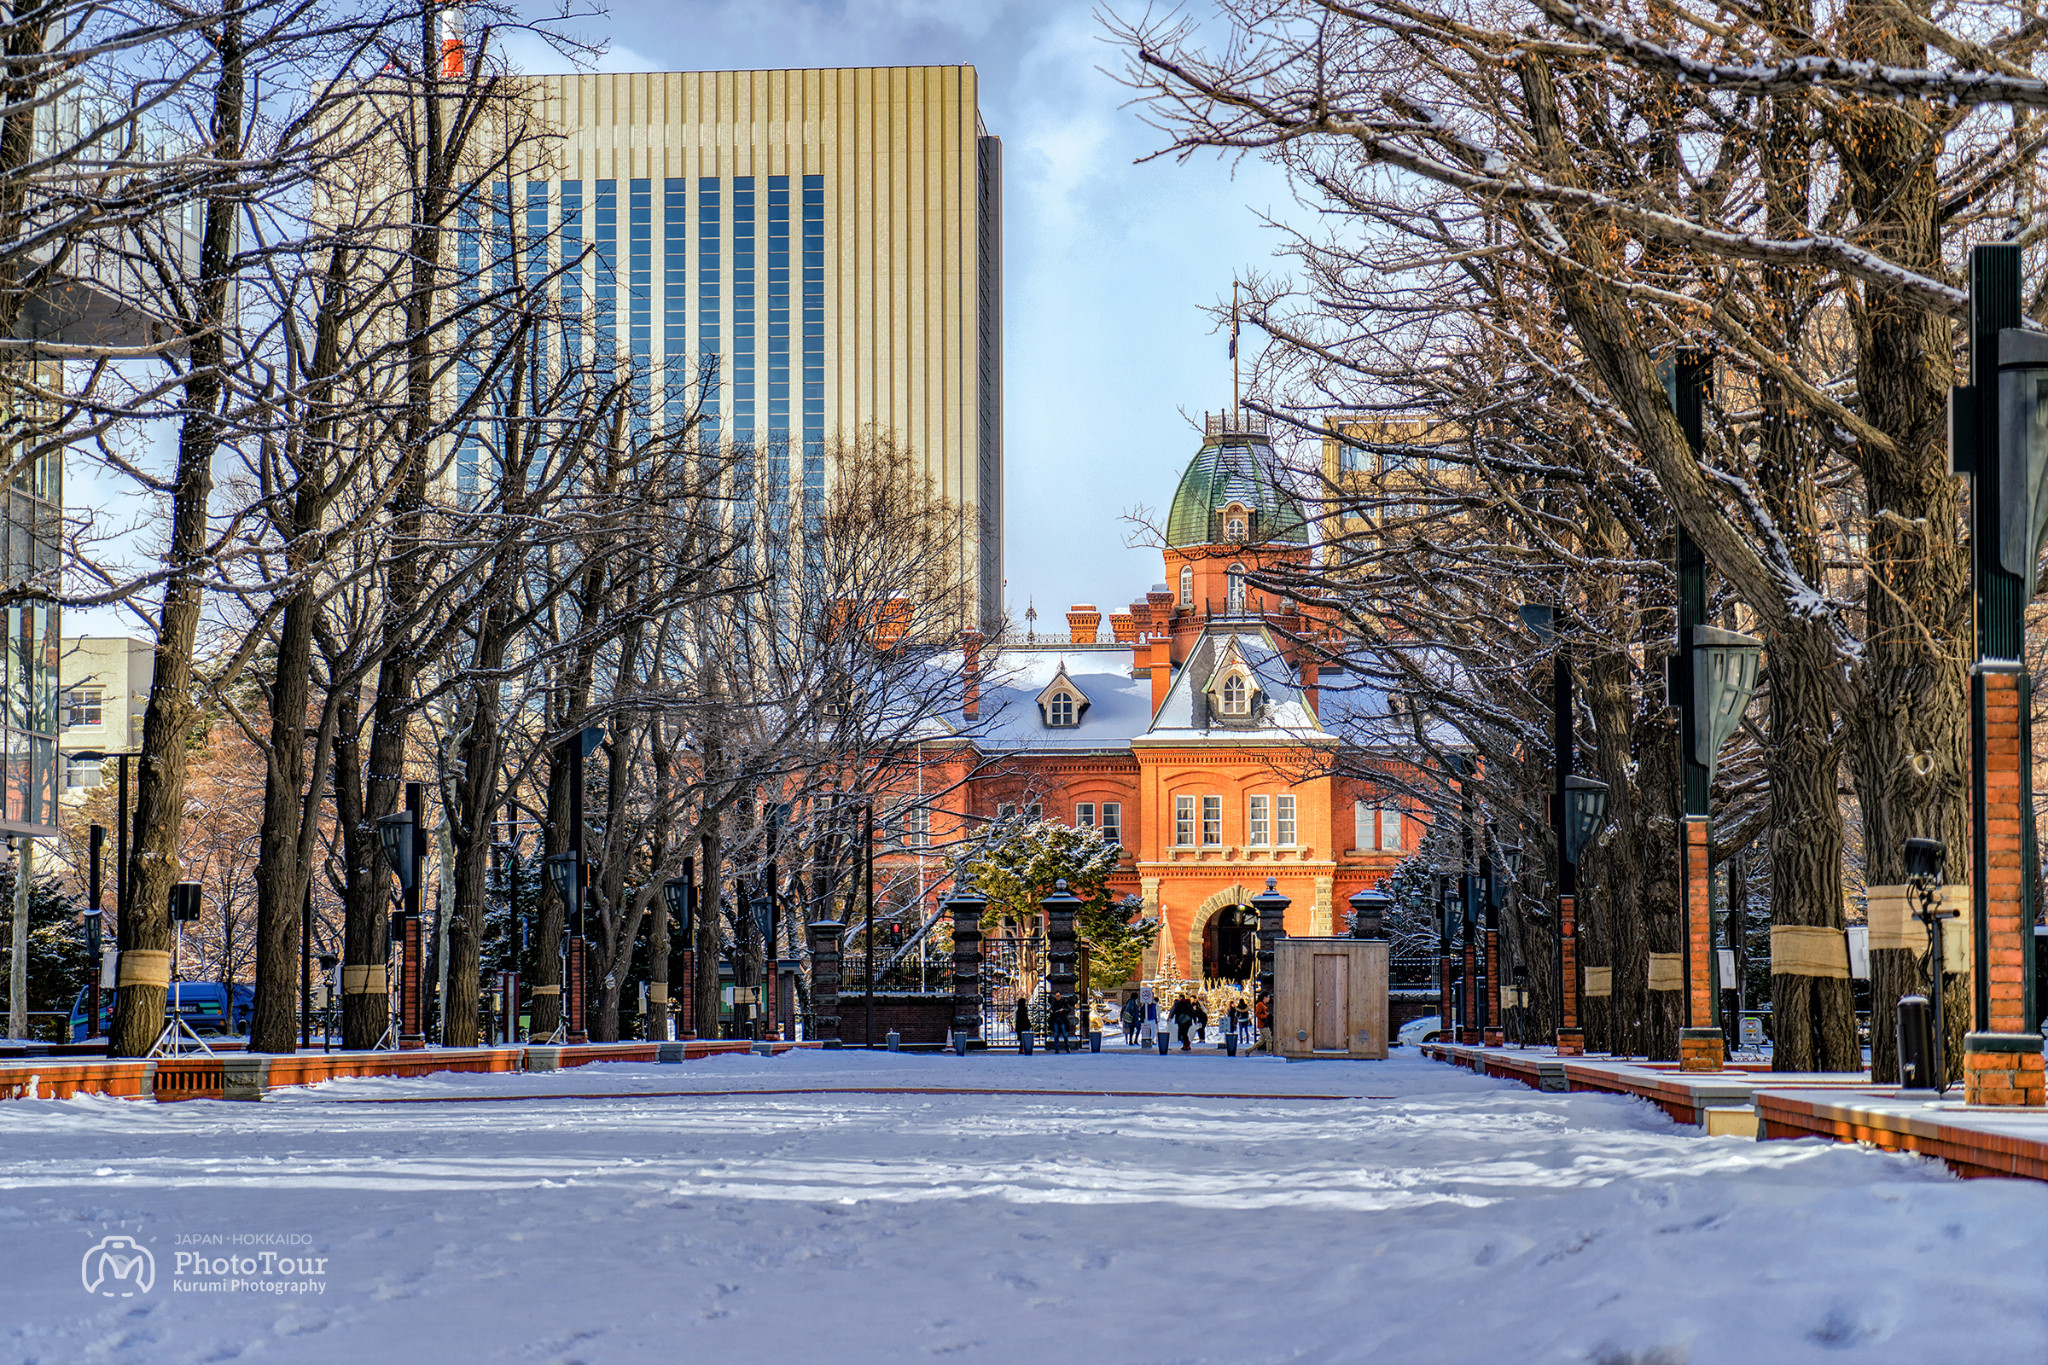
[{"x1": 1231, "y1": 280, "x2": 1240, "y2": 414}]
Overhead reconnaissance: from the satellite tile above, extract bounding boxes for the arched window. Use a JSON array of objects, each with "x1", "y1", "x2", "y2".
[
  {"x1": 1226, "y1": 515, "x2": 1246, "y2": 542},
  {"x1": 1221, "y1": 673, "x2": 1249, "y2": 715},
  {"x1": 1049, "y1": 691, "x2": 1075, "y2": 727},
  {"x1": 1227, "y1": 565, "x2": 1246, "y2": 613},
  {"x1": 1179, "y1": 564, "x2": 1194, "y2": 606}
]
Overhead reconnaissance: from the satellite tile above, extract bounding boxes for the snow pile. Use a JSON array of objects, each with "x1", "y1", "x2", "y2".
[{"x1": 0, "y1": 1049, "x2": 2042, "y2": 1362}]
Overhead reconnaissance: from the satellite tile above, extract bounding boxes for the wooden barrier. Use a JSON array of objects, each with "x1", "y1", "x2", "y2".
[{"x1": 0, "y1": 1039, "x2": 821, "y2": 1103}]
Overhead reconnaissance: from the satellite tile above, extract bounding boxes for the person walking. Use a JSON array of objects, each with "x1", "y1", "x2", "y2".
[
  {"x1": 1049, "y1": 993, "x2": 1074, "y2": 1053},
  {"x1": 1170, "y1": 995, "x2": 1196, "y2": 1051},
  {"x1": 1193, "y1": 998, "x2": 1209, "y2": 1046},
  {"x1": 1120, "y1": 996, "x2": 1140, "y2": 1046}
]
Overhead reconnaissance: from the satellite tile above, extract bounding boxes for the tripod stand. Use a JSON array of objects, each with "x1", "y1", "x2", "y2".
[{"x1": 148, "y1": 917, "x2": 215, "y2": 1058}]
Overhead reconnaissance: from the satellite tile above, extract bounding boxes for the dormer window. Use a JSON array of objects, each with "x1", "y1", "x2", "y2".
[
  {"x1": 1221, "y1": 673, "x2": 1249, "y2": 715},
  {"x1": 1036, "y1": 664, "x2": 1091, "y2": 729},
  {"x1": 1202, "y1": 638, "x2": 1264, "y2": 725},
  {"x1": 1226, "y1": 516, "x2": 1246, "y2": 541}
]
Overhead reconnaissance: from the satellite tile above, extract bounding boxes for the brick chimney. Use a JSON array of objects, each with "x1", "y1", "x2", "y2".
[
  {"x1": 1066, "y1": 604, "x2": 1101, "y2": 644},
  {"x1": 960, "y1": 630, "x2": 982, "y2": 720},
  {"x1": 1108, "y1": 612, "x2": 1136, "y2": 643}
]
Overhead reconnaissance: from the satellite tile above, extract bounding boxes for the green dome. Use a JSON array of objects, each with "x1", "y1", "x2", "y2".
[{"x1": 1164, "y1": 420, "x2": 1309, "y2": 549}]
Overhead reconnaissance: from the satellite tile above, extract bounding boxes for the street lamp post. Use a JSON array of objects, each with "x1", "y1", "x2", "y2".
[
  {"x1": 1666, "y1": 351, "x2": 1765, "y2": 1073},
  {"x1": 662, "y1": 875, "x2": 692, "y2": 1042},
  {"x1": 1560, "y1": 775, "x2": 1608, "y2": 1056},
  {"x1": 376, "y1": 795, "x2": 426, "y2": 1049},
  {"x1": 1901, "y1": 837, "x2": 1956, "y2": 1094},
  {"x1": 543, "y1": 849, "x2": 580, "y2": 1045},
  {"x1": 85, "y1": 824, "x2": 104, "y2": 1042},
  {"x1": 1481, "y1": 838, "x2": 1503, "y2": 1047},
  {"x1": 1521, "y1": 600, "x2": 1609, "y2": 1057},
  {"x1": 1951, "y1": 242, "x2": 2048, "y2": 1106}
]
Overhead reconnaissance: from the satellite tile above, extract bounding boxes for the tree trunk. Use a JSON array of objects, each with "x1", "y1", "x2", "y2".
[
  {"x1": 336, "y1": 680, "x2": 388, "y2": 1050},
  {"x1": 1767, "y1": 623, "x2": 1858, "y2": 1071},
  {"x1": 109, "y1": 11, "x2": 241, "y2": 1056}
]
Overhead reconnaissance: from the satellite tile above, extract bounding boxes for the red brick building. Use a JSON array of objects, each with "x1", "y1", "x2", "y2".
[{"x1": 900, "y1": 412, "x2": 1427, "y2": 990}]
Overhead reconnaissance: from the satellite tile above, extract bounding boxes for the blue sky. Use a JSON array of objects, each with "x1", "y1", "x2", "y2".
[
  {"x1": 517, "y1": 0, "x2": 1299, "y2": 628},
  {"x1": 65, "y1": 1, "x2": 1300, "y2": 639}
]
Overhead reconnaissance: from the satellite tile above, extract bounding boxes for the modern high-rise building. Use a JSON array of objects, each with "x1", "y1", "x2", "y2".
[{"x1": 490, "y1": 66, "x2": 1004, "y2": 629}]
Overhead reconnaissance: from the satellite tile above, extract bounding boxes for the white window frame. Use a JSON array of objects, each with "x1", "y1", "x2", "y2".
[
  {"x1": 1179, "y1": 564, "x2": 1194, "y2": 606},
  {"x1": 1201, "y1": 794, "x2": 1223, "y2": 846},
  {"x1": 1101, "y1": 803, "x2": 1122, "y2": 846},
  {"x1": 1075, "y1": 802, "x2": 1096, "y2": 829},
  {"x1": 1380, "y1": 808, "x2": 1402, "y2": 852},
  {"x1": 1174, "y1": 795, "x2": 1195, "y2": 847},
  {"x1": 65, "y1": 687, "x2": 103, "y2": 728},
  {"x1": 1221, "y1": 673, "x2": 1249, "y2": 715},
  {"x1": 1227, "y1": 565, "x2": 1246, "y2": 614},
  {"x1": 1226, "y1": 515, "x2": 1246, "y2": 541},
  {"x1": 1249, "y1": 795, "x2": 1270, "y2": 847},
  {"x1": 1354, "y1": 800, "x2": 1374, "y2": 850},
  {"x1": 1049, "y1": 691, "x2": 1075, "y2": 727},
  {"x1": 1276, "y1": 794, "x2": 1297, "y2": 847}
]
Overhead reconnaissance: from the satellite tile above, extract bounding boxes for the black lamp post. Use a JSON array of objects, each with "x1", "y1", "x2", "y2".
[
  {"x1": 545, "y1": 849, "x2": 581, "y2": 1043},
  {"x1": 1951, "y1": 243, "x2": 2046, "y2": 1104},
  {"x1": 376, "y1": 812, "x2": 416, "y2": 896},
  {"x1": 1563, "y1": 776, "x2": 1609, "y2": 866},
  {"x1": 1899, "y1": 836, "x2": 1955, "y2": 1094},
  {"x1": 376, "y1": 792, "x2": 427, "y2": 1048},
  {"x1": 663, "y1": 876, "x2": 693, "y2": 941}
]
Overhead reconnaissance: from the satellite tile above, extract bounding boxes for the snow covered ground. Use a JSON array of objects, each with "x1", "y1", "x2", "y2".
[{"x1": 2, "y1": 1044, "x2": 2044, "y2": 1364}]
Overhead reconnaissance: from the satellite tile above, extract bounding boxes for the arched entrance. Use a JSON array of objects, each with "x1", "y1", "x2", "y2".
[
  {"x1": 1203, "y1": 906, "x2": 1256, "y2": 983},
  {"x1": 1188, "y1": 884, "x2": 1257, "y2": 985}
]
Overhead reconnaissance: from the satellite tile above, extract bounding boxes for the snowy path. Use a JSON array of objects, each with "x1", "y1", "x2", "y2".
[{"x1": 1, "y1": 1047, "x2": 2043, "y2": 1363}]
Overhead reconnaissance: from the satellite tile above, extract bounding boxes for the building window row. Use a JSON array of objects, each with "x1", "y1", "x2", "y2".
[
  {"x1": 1353, "y1": 803, "x2": 1404, "y2": 852},
  {"x1": 1074, "y1": 802, "x2": 1121, "y2": 845},
  {"x1": 1174, "y1": 793, "x2": 1297, "y2": 848}
]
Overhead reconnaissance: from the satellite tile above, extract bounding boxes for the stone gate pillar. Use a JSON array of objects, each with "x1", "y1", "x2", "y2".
[
  {"x1": 1249, "y1": 878, "x2": 1291, "y2": 1048},
  {"x1": 948, "y1": 884, "x2": 987, "y2": 1046},
  {"x1": 1043, "y1": 879, "x2": 1080, "y2": 1000}
]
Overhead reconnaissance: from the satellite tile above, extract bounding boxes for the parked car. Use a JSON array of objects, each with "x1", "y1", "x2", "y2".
[{"x1": 70, "y1": 982, "x2": 254, "y2": 1042}]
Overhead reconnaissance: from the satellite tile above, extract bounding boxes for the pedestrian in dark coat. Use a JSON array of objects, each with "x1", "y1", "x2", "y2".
[
  {"x1": 1170, "y1": 995, "x2": 1196, "y2": 1051},
  {"x1": 1015, "y1": 996, "x2": 1032, "y2": 1043}
]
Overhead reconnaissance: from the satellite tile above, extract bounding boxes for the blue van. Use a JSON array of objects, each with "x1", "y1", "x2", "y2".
[{"x1": 70, "y1": 983, "x2": 254, "y2": 1042}]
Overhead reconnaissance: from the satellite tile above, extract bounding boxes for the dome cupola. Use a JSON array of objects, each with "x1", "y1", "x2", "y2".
[{"x1": 1164, "y1": 411, "x2": 1309, "y2": 549}]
